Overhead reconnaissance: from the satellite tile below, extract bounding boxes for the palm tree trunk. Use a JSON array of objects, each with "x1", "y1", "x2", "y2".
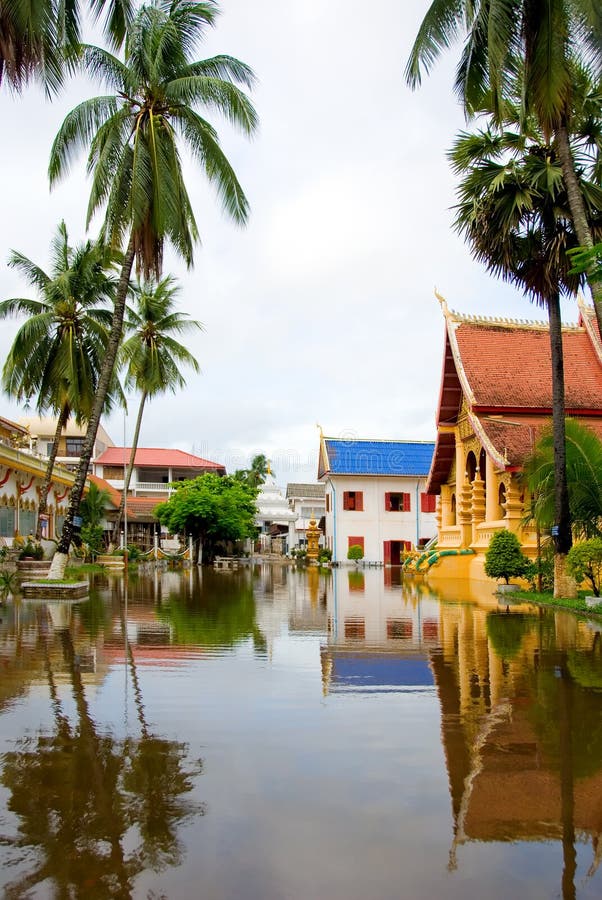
[
  {"x1": 556, "y1": 124, "x2": 602, "y2": 339},
  {"x1": 114, "y1": 390, "x2": 147, "y2": 541},
  {"x1": 35, "y1": 403, "x2": 69, "y2": 540},
  {"x1": 548, "y1": 292, "x2": 575, "y2": 598},
  {"x1": 49, "y1": 235, "x2": 136, "y2": 579}
]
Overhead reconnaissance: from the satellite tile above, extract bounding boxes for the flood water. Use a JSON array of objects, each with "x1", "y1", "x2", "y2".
[{"x1": 1, "y1": 564, "x2": 602, "y2": 899}]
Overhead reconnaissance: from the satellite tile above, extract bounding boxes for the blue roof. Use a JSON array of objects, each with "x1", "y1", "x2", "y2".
[
  {"x1": 329, "y1": 656, "x2": 434, "y2": 694},
  {"x1": 323, "y1": 439, "x2": 434, "y2": 477}
]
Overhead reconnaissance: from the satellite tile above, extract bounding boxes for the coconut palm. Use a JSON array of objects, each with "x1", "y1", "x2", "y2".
[
  {"x1": 113, "y1": 274, "x2": 202, "y2": 539},
  {"x1": 405, "y1": 0, "x2": 602, "y2": 337},
  {"x1": 0, "y1": 0, "x2": 133, "y2": 94},
  {"x1": 524, "y1": 419, "x2": 602, "y2": 541},
  {"x1": 450, "y1": 94, "x2": 602, "y2": 595},
  {"x1": 47, "y1": 0, "x2": 257, "y2": 577},
  {"x1": 0, "y1": 220, "x2": 121, "y2": 538}
]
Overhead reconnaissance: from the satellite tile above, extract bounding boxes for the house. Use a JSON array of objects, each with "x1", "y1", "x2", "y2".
[
  {"x1": 285, "y1": 482, "x2": 326, "y2": 550},
  {"x1": 318, "y1": 433, "x2": 436, "y2": 564},
  {"x1": 19, "y1": 416, "x2": 114, "y2": 472},
  {"x1": 0, "y1": 415, "x2": 77, "y2": 542},
  {"x1": 93, "y1": 447, "x2": 227, "y2": 548},
  {"x1": 425, "y1": 295, "x2": 602, "y2": 581},
  {"x1": 255, "y1": 472, "x2": 297, "y2": 555}
]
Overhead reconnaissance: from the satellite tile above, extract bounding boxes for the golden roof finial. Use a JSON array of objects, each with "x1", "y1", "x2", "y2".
[{"x1": 435, "y1": 288, "x2": 450, "y2": 318}]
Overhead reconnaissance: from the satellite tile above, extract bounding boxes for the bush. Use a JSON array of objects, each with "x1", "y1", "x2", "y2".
[
  {"x1": 567, "y1": 538, "x2": 602, "y2": 597},
  {"x1": 318, "y1": 547, "x2": 332, "y2": 563},
  {"x1": 80, "y1": 524, "x2": 104, "y2": 561},
  {"x1": 484, "y1": 530, "x2": 530, "y2": 584},
  {"x1": 347, "y1": 544, "x2": 364, "y2": 561},
  {"x1": 18, "y1": 541, "x2": 44, "y2": 560}
]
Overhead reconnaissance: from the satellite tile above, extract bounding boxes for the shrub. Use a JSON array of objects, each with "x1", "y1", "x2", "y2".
[
  {"x1": 347, "y1": 544, "x2": 364, "y2": 561},
  {"x1": 318, "y1": 548, "x2": 332, "y2": 563},
  {"x1": 80, "y1": 524, "x2": 104, "y2": 561},
  {"x1": 567, "y1": 538, "x2": 602, "y2": 597},
  {"x1": 18, "y1": 541, "x2": 44, "y2": 560},
  {"x1": 484, "y1": 530, "x2": 530, "y2": 584}
]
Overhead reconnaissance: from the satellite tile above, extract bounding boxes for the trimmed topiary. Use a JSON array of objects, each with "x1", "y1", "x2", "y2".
[{"x1": 484, "y1": 530, "x2": 530, "y2": 584}]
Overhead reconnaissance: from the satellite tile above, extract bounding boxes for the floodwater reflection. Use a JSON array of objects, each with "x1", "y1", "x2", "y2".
[{"x1": 0, "y1": 565, "x2": 601, "y2": 898}]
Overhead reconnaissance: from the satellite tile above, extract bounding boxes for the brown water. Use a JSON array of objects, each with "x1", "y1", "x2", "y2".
[{"x1": 1, "y1": 564, "x2": 601, "y2": 899}]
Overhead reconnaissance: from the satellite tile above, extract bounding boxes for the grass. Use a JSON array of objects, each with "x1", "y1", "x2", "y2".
[{"x1": 514, "y1": 589, "x2": 602, "y2": 616}]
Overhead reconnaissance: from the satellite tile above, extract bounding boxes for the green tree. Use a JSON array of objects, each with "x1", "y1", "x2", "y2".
[
  {"x1": 0, "y1": 221, "x2": 121, "y2": 538},
  {"x1": 47, "y1": 0, "x2": 257, "y2": 578},
  {"x1": 566, "y1": 538, "x2": 602, "y2": 596},
  {"x1": 0, "y1": 0, "x2": 132, "y2": 94},
  {"x1": 484, "y1": 529, "x2": 531, "y2": 584},
  {"x1": 405, "y1": 0, "x2": 602, "y2": 336},
  {"x1": 525, "y1": 418, "x2": 602, "y2": 541},
  {"x1": 154, "y1": 473, "x2": 258, "y2": 563},
  {"x1": 347, "y1": 543, "x2": 364, "y2": 561},
  {"x1": 114, "y1": 274, "x2": 201, "y2": 540},
  {"x1": 450, "y1": 88, "x2": 602, "y2": 593}
]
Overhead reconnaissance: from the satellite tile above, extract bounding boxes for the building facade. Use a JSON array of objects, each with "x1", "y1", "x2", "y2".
[
  {"x1": 425, "y1": 296, "x2": 602, "y2": 581},
  {"x1": 285, "y1": 482, "x2": 326, "y2": 550},
  {"x1": 318, "y1": 435, "x2": 436, "y2": 564}
]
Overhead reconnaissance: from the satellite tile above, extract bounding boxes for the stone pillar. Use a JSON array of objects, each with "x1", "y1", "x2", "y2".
[
  {"x1": 502, "y1": 479, "x2": 523, "y2": 535},
  {"x1": 458, "y1": 483, "x2": 473, "y2": 548},
  {"x1": 485, "y1": 454, "x2": 498, "y2": 522},
  {"x1": 471, "y1": 475, "x2": 486, "y2": 542}
]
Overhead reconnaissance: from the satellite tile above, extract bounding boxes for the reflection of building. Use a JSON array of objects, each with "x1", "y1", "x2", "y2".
[
  {"x1": 433, "y1": 600, "x2": 602, "y2": 883},
  {"x1": 0, "y1": 415, "x2": 77, "y2": 541},
  {"x1": 318, "y1": 434, "x2": 436, "y2": 563},
  {"x1": 285, "y1": 482, "x2": 325, "y2": 549},
  {"x1": 426, "y1": 296, "x2": 602, "y2": 581},
  {"x1": 321, "y1": 568, "x2": 440, "y2": 694}
]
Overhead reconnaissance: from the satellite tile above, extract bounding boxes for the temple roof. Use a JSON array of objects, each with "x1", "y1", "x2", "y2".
[
  {"x1": 428, "y1": 297, "x2": 602, "y2": 493},
  {"x1": 319, "y1": 437, "x2": 435, "y2": 479}
]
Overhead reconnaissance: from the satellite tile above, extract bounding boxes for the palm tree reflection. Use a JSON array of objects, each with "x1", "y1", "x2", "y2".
[{"x1": 1, "y1": 614, "x2": 203, "y2": 897}]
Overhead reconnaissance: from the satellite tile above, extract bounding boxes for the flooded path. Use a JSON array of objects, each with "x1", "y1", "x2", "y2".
[{"x1": 1, "y1": 564, "x2": 601, "y2": 898}]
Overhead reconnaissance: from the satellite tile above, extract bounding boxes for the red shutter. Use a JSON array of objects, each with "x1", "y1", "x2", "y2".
[
  {"x1": 383, "y1": 540, "x2": 391, "y2": 564},
  {"x1": 404, "y1": 540, "x2": 412, "y2": 551},
  {"x1": 343, "y1": 491, "x2": 350, "y2": 510},
  {"x1": 356, "y1": 492, "x2": 364, "y2": 511},
  {"x1": 348, "y1": 536, "x2": 364, "y2": 551},
  {"x1": 403, "y1": 493, "x2": 411, "y2": 512},
  {"x1": 384, "y1": 492, "x2": 391, "y2": 511},
  {"x1": 420, "y1": 492, "x2": 427, "y2": 513}
]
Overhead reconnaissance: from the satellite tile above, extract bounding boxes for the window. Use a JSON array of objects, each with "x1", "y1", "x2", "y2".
[
  {"x1": 65, "y1": 437, "x2": 84, "y2": 457},
  {"x1": 348, "y1": 535, "x2": 364, "y2": 552},
  {"x1": 0, "y1": 506, "x2": 15, "y2": 537},
  {"x1": 20, "y1": 509, "x2": 36, "y2": 535},
  {"x1": 420, "y1": 492, "x2": 437, "y2": 513},
  {"x1": 343, "y1": 491, "x2": 363, "y2": 511},
  {"x1": 385, "y1": 492, "x2": 410, "y2": 512},
  {"x1": 103, "y1": 465, "x2": 125, "y2": 480}
]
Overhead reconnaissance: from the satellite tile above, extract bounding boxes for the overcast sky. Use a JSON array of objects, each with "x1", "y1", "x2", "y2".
[{"x1": 0, "y1": 0, "x2": 583, "y2": 485}]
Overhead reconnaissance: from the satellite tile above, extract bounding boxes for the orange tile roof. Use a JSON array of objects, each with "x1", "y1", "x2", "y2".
[
  {"x1": 455, "y1": 323, "x2": 602, "y2": 411},
  {"x1": 95, "y1": 446, "x2": 225, "y2": 470},
  {"x1": 88, "y1": 473, "x2": 120, "y2": 508}
]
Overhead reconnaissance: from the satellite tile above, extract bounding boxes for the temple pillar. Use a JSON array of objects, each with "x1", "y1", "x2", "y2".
[
  {"x1": 458, "y1": 483, "x2": 473, "y2": 548},
  {"x1": 471, "y1": 475, "x2": 486, "y2": 543},
  {"x1": 485, "y1": 455, "x2": 498, "y2": 523},
  {"x1": 502, "y1": 479, "x2": 523, "y2": 534}
]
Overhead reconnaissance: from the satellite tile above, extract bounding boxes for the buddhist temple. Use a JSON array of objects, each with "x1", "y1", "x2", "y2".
[
  {"x1": 255, "y1": 470, "x2": 297, "y2": 555},
  {"x1": 425, "y1": 295, "x2": 602, "y2": 582}
]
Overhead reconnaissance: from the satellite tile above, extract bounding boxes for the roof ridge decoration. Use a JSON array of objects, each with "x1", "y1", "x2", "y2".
[
  {"x1": 578, "y1": 293, "x2": 602, "y2": 365},
  {"x1": 436, "y1": 288, "x2": 583, "y2": 331}
]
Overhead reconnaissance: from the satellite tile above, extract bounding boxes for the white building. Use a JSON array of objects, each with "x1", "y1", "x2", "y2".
[
  {"x1": 255, "y1": 474, "x2": 297, "y2": 555},
  {"x1": 285, "y1": 482, "x2": 326, "y2": 550},
  {"x1": 318, "y1": 435, "x2": 436, "y2": 564}
]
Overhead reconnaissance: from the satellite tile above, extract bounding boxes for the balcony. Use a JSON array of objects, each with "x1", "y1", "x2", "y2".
[{"x1": 106, "y1": 480, "x2": 175, "y2": 495}]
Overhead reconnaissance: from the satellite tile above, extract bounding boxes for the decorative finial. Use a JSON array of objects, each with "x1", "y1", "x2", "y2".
[
  {"x1": 435, "y1": 288, "x2": 450, "y2": 317},
  {"x1": 316, "y1": 423, "x2": 323, "y2": 438},
  {"x1": 267, "y1": 460, "x2": 272, "y2": 476}
]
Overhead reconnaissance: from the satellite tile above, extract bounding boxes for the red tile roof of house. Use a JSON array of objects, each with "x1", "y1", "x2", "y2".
[
  {"x1": 95, "y1": 447, "x2": 225, "y2": 471},
  {"x1": 88, "y1": 473, "x2": 120, "y2": 508}
]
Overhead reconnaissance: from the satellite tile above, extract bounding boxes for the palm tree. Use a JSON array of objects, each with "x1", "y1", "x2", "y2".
[
  {"x1": 405, "y1": 0, "x2": 602, "y2": 336},
  {"x1": 0, "y1": 0, "x2": 132, "y2": 94},
  {"x1": 114, "y1": 274, "x2": 202, "y2": 540},
  {"x1": 450, "y1": 95, "x2": 602, "y2": 595},
  {"x1": 47, "y1": 0, "x2": 257, "y2": 577},
  {"x1": 0, "y1": 221, "x2": 121, "y2": 538},
  {"x1": 525, "y1": 419, "x2": 602, "y2": 541}
]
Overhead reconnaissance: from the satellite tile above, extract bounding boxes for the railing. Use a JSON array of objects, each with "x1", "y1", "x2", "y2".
[
  {"x1": 106, "y1": 480, "x2": 173, "y2": 493},
  {"x1": 437, "y1": 526, "x2": 462, "y2": 547}
]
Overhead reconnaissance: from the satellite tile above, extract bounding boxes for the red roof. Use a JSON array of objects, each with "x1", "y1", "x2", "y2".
[
  {"x1": 88, "y1": 473, "x2": 120, "y2": 507},
  {"x1": 95, "y1": 446, "x2": 225, "y2": 471},
  {"x1": 428, "y1": 304, "x2": 602, "y2": 493},
  {"x1": 455, "y1": 323, "x2": 602, "y2": 411}
]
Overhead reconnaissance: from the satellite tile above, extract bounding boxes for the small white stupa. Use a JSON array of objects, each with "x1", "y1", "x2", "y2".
[{"x1": 255, "y1": 465, "x2": 297, "y2": 555}]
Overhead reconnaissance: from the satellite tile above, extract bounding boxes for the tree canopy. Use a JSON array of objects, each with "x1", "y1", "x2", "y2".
[{"x1": 154, "y1": 474, "x2": 258, "y2": 559}]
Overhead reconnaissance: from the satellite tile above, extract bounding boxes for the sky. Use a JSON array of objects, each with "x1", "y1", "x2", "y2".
[{"x1": 0, "y1": 0, "x2": 584, "y2": 486}]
